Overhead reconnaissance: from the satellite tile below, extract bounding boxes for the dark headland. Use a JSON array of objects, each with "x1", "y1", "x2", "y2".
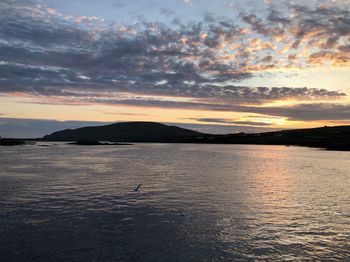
[
  {"x1": 2, "y1": 121, "x2": 350, "y2": 151},
  {"x1": 42, "y1": 122, "x2": 202, "y2": 142},
  {"x1": 40, "y1": 121, "x2": 350, "y2": 151},
  {"x1": 0, "y1": 138, "x2": 26, "y2": 146}
]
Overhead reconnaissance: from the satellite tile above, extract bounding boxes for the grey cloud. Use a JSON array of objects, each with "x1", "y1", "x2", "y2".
[
  {"x1": 240, "y1": 13, "x2": 280, "y2": 36},
  {"x1": 174, "y1": 123, "x2": 276, "y2": 134},
  {"x1": 0, "y1": 1, "x2": 348, "y2": 114},
  {"x1": 5, "y1": 77, "x2": 344, "y2": 101},
  {"x1": 277, "y1": 4, "x2": 349, "y2": 51},
  {"x1": 191, "y1": 118, "x2": 272, "y2": 126},
  {"x1": 260, "y1": 55, "x2": 273, "y2": 63},
  {"x1": 239, "y1": 4, "x2": 350, "y2": 66},
  {"x1": 257, "y1": 103, "x2": 350, "y2": 121},
  {"x1": 308, "y1": 50, "x2": 349, "y2": 65},
  {"x1": 81, "y1": 99, "x2": 350, "y2": 122},
  {"x1": 338, "y1": 45, "x2": 350, "y2": 52},
  {"x1": 267, "y1": 9, "x2": 290, "y2": 25},
  {"x1": 15, "y1": 83, "x2": 350, "y2": 122},
  {"x1": 24, "y1": 92, "x2": 346, "y2": 122}
]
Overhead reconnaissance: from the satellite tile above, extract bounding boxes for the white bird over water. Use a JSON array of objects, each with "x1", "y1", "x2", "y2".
[{"x1": 134, "y1": 184, "x2": 142, "y2": 192}]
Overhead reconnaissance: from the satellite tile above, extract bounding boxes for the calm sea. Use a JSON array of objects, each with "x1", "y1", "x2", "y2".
[{"x1": 1, "y1": 143, "x2": 349, "y2": 261}]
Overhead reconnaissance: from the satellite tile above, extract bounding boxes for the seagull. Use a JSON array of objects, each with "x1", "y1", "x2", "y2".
[{"x1": 134, "y1": 184, "x2": 142, "y2": 192}]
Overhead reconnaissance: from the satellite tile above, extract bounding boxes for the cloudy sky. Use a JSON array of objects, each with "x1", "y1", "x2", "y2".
[{"x1": 1, "y1": 0, "x2": 350, "y2": 137}]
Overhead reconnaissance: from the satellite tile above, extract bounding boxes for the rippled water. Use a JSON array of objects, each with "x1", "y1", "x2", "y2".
[{"x1": 1, "y1": 143, "x2": 349, "y2": 261}]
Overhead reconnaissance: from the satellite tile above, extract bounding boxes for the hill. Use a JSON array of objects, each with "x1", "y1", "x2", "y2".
[
  {"x1": 42, "y1": 121, "x2": 203, "y2": 142},
  {"x1": 199, "y1": 125, "x2": 350, "y2": 150},
  {"x1": 41, "y1": 122, "x2": 350, "y2": 150}
]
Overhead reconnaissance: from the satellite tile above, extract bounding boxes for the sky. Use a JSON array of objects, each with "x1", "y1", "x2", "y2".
[{"x1": 0, "y1": 0, "x2": 350, "y2": 137}]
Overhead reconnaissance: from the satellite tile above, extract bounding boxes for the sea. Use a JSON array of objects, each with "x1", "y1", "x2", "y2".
[{"x1": 1, "y1": 143, "x2": 349, "y2": 261}]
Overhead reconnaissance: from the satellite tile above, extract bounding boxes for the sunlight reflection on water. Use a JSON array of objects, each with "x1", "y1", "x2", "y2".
[{"x1": 0, "y1": 143, "x2": 349, "y2": 261}]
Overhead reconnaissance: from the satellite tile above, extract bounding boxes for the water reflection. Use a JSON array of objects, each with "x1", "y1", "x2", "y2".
[{"x1": 0, "y1": 143, "x2": 349, "y2": 261}]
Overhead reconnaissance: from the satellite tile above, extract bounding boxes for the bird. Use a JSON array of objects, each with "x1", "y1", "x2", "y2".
[{"x1": 134, "y1": 184, "x2": 142, "y2": 192}]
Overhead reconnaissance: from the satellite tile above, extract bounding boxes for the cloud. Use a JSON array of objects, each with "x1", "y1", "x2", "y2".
[
  {"x1": 240, "y1": 4, "x2": 350, "y2": 66},
  {"x1": 0, "y1": 0, "x2": 349, "y2": 122},
  {"x1": 190, "y1": 118, "x2": 272, "y2": 126},
  {"x1": 308, "y1": 51, "x2": 349, "y2": 66},
  {"x1": 256, "y1": 103, "x2": 350, "y2": 121},
  {"x1": 90, "y1": 99, "x2": 350, "y2": 122},
  {"x1": 20, "y1": 93, "x2": 350, "y2": 122}
]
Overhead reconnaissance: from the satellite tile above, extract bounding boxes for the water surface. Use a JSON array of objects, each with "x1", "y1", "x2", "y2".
[{"x1": 1, "y1": 143, "x2": 349, "y2": 261}]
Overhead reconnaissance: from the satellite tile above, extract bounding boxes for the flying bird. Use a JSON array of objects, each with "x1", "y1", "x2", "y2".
[{"x1": 134, "y1": 184, "x2": 142, "y2": 192}]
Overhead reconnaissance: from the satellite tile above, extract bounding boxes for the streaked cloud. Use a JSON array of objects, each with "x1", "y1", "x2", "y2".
[
  {"x1": 0, "y1": 0, "x2": 350, "y2": 130},
  {"x1": 190, "y1": 118, "x2": 273, "y2": 127}
]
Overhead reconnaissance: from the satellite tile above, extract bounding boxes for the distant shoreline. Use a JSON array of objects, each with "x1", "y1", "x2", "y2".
[
  {"x1": 2, "y1": 123, "x2": 350, "y2": 151},
  {"x1": 1, "y1": 138, "x2": 350, "y2": 152}
]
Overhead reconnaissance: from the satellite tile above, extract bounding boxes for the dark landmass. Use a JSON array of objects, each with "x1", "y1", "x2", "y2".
[
  {"x1": 0, "y1": 138, "x2": 26, "y2": 146},
  {"x1": 42, "y1": 122, "x2": 350, "y2": 151},
  {"x1": 2, "y1": 122, "x2": 350, "y2": 151},
  {"x1": 43, "y1": 122, "x2": 202, "y2": 142},
  {"x1": 200, "y1": 125, "x2": 350, "y2": 151},
  {"x1": 68, "y1": 140, "x2": 132, "y2": 146}
]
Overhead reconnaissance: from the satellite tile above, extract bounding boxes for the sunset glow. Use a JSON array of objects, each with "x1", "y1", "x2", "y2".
[{"x1": 1, "y1": 0, "x2": 350, "y2": 136}]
